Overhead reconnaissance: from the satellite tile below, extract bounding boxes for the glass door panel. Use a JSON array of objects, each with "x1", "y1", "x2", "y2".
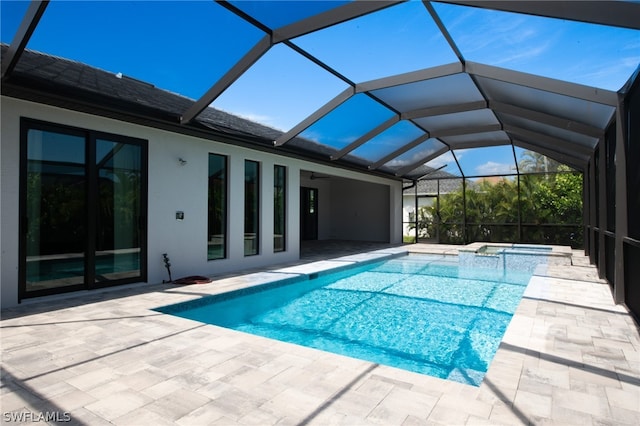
[
  {"x1": 95, "y1": 140, "x2": 142, "y2": 282},
  {"x1": 25, "y1": 129, "x2": 86, "y2": 293},
  {"x1": 300, "y1": 187, "x2": 318, "y2": 240}
]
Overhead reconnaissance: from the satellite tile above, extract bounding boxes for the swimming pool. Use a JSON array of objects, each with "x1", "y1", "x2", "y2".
[
  {"x1": 156, "y1": 253, "x2": 541, "y2": 386},
  {"x1": 476, "y1": 244, "x2": 553, "y2": 255}
]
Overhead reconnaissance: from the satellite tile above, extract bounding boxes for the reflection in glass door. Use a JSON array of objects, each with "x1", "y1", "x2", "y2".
[
  {"x1": 24, "y1": 128, "x2": 87, "y2": 293},
  {"x1": 95, "y1": 140, "x2": 143, "y2": 283},
  {"x1": 20, "y1": 120, "x2": 147, "y2": 299}
]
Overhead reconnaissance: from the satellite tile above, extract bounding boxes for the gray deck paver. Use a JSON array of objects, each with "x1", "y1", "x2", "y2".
[
  {"x1": 114, "y1": 407, "x2": 177, "y2": 426},
  {"x1": 83, "y1": 389, "x2": 153, "y2": 421},
  {"x1": 436, "y1": 392, "x2": 493, "y2": 419},
  {"x1": 1, "y1": 243, "x2": 639, "y2": 425},
  {"x1": 144, "y1": 388, "x2": 211, "y2": 420}
]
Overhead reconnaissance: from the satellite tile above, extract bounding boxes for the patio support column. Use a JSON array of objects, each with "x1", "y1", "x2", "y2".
[
  {"x1": 436, "y1": 180, "x2": 441, "y2": 243},
  {"x1": 598, "y1": 142, "x2": 607, "y2": 279},
  {"x1": 588, "y1": 154, "x2": 597, "y2": 264},
  {"x1": 583, "y1": 169, "x2": 590, "y2": 258},
  {"x1": 517, "y1": 174, "x2": 522, "y2": 244},
  {"x1": 462, "y1": 178, "x2": 467, "y2": 244},
  {"x1": 614, "y1": 96, "x2": 629, "y2": 304}
]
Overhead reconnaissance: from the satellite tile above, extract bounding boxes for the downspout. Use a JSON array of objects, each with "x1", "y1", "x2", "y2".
[
  {"x1": 403, "y1": 180, "x2": 418, "y2": 244},
  {"x1": 415, "y1": 181, "x2": 419, "y2": 243},
  {"x1": 402, "y1": 180, "x2": 417, "y2": 192}
]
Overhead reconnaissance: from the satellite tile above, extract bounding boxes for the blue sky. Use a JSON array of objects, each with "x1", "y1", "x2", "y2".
[{"x1": 2, "y1": 0, "x2": 638, "y2": 177}]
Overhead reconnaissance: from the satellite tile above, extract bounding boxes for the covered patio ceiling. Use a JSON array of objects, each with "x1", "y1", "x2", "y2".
[{"x1": 2, "y1": 0, "x2": 639, "y2": 180}]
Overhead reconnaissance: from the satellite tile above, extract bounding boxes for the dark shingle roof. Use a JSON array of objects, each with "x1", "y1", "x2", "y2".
[
  {"x1": 403, "y1": 176, "x2": 464, "y2": 195},
  {"x1": 1, "y1": 44, "x2": 285, "y2": 145}
]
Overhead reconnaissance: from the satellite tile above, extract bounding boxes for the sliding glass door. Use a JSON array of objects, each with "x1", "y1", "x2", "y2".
[{"x1": 20, "y1": 119, "x2": 147, "y2": 299}]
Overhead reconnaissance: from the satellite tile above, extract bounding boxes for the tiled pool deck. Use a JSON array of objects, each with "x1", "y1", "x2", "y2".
[{"x1": 1, "y1": 243, "x2": 639, "y2": 425}]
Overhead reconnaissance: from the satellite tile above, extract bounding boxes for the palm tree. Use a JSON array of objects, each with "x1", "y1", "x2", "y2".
[{"x1": 518, "y1": 150, "x2": 560, "y2": 173}]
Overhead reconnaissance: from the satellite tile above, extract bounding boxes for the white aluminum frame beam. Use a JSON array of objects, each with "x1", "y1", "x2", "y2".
[
  {"x1": 394, "y1": 146, "x2": 452, "y2": 177},
  {"x1": 423, "y1": 1, "x2": 465, "y2": 63},
  {"x1": 181, "y1": 34, "x2": 272, "y2": 124},
  {"x1": 330, "y1": 116, "x2": 400, "y2": 160},
  {"x1": 369, "y1": 133, "x2": 436, "y2": 170},
  {"x1": 274, "y1": 87, "x2": 355, "y2": 146}
]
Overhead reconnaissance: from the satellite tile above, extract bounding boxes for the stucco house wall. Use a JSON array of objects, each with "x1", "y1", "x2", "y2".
[{"x1": 1, "y1": 96, "x2": 403, "y2": 308}]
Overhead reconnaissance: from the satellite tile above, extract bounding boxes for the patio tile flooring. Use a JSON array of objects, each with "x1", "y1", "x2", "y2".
[{"x1": 1, "y1": 243, "x2": 639, "y2": 425}]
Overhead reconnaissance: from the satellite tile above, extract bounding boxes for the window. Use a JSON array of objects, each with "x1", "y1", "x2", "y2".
[
  {"x1": 245, "y1": 160, "x2": 260, "y2": 256},
  {"x1": 208, "y1": 154, "x2": 227, "y2": 260},
  {"x1": 274, "y1": 165, "x2": 286, "y2": 252}
]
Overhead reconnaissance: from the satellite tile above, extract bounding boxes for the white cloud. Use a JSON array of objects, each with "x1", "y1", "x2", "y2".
[
  {"x1": 623, "y1": 39, "x2": 640, "y2": 51},
  {"x1": 571, "y1": 55, "x2": 640, "y2": 90},
  {"x1": 237, "y1": 112, "x2": 275, "y2": 125},
  {"x1": 299, "y1": 129, "x2": 358, "y2": 146},
  {"x1": 492, "y1": 41, "x2": 551, "y2": 66},
  {"x1": 427, "y1": 151, "x2": 455, "y2": 169},
  {"x1": 475, "y1": 161, "x2": 515, "y2": 175},
  {"x1": 216, "y1": 107, "x2": 289, "y2": 132}
]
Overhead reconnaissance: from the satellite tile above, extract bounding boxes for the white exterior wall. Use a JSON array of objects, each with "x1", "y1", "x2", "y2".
[
  {"x1": 389, "y1": 182, "x2": 404, "y2": 244},
  {"x1": 0, "y1": 97, "x2": 402, "y2": 308},
  {"x1": 329, "y1": 179, "x2": 389, "y2": 241}
]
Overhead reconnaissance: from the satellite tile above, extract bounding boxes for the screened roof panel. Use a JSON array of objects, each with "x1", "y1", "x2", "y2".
[
  {"x1": 498, "y1": 113, "x2": 600, "y2": 148},
  {"x1": 434, "y1": 2, "x2": 640, "y2": 91},
  {"x1": 476, "y1": 75, "x2": 616, "y2": 129},
  {"x1": 348, "y1": 121, "x2": 431, "y2": 164},
  {"x1": 297, "y1": 93, "x2": 395, "y2": 151},
  {"x1": 514, "y1": 146, "x2": 576, "y2": 173},
  {"x1": 414, "y1": 109, "x2": 499, "y2": 133},
  {"x1": 20, "y1": 1, "x2": 266, "y2": 100},
  {"x1": 455, "y1": 145, "x2": 517, "y2": 177},
  {"x1": 382, "y1": 138, "x2": 447, "y2": 174},
  {"x1": 422, "y1": 151, "x2": 462, "y2": 178},
  {"x1": 228, "y1": 0, "x2": 351, "y2": 30},
  {"x1": 212, "y1": 44, "x2": 349, "y2": 131},
  {"x1": 441, "y1": 130, "x2": 511, "y2": 149},
  {"x1": 291, "y1": 1, "x2": 458, "y2": 83},
  {"x1": 510, "y1": 133, "x2": 591, "y2": 165},
  {"x1": 371, "y1": 73, "x2": 484, "y2": 113},
  {"x1": 512, "y1": 140, "x2": 588, "y2": 170}
]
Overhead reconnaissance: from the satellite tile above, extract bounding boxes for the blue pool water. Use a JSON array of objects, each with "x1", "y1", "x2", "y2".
[{"x1": 156, "y1": 254, "x2": 541, "y2": 386}]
